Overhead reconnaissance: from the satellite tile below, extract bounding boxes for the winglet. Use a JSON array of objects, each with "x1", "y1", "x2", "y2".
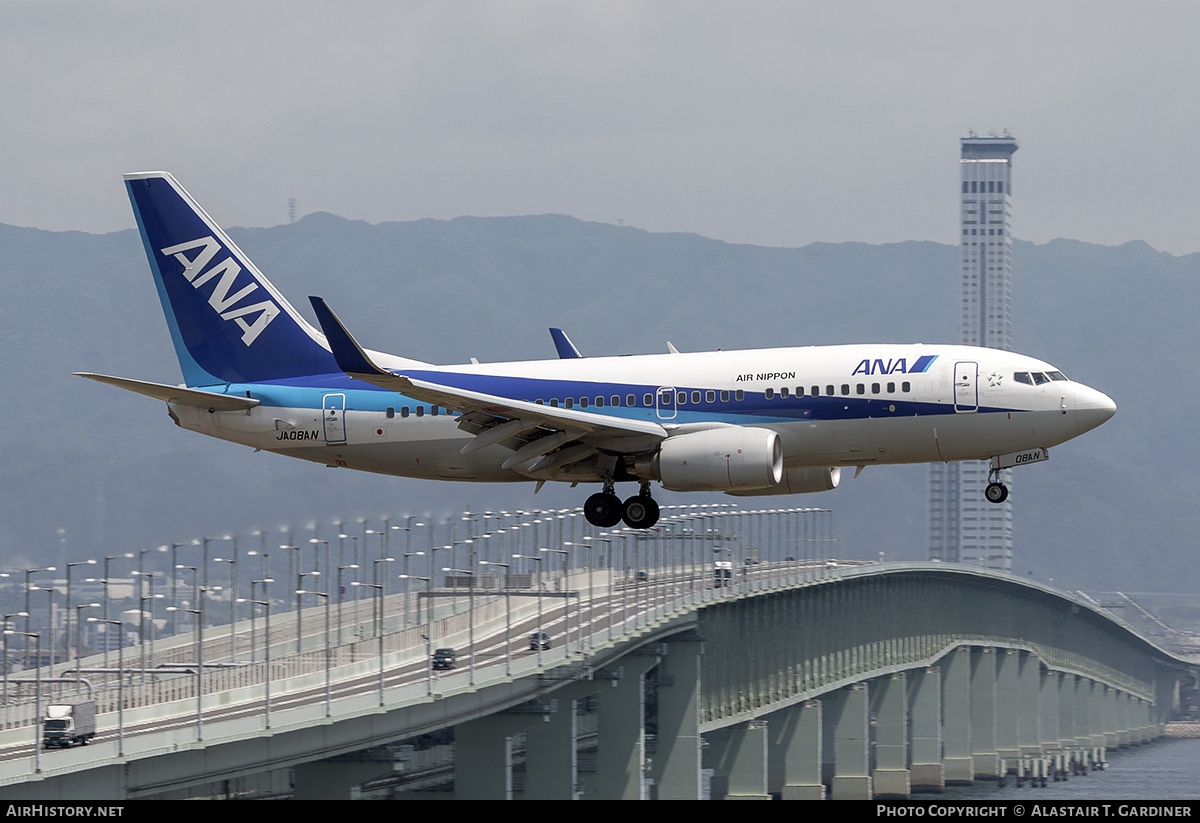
[
  {"x1": 549, "y1": 328, "x2": 583, "y2": 359},
  {"x1": 308, "y1": 297, "x2": 390, "y2": 378}
]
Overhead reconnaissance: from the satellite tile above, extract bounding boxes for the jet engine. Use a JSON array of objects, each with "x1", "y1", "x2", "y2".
[{"x1": 650, "y1": 427, "x2": 783, "y2": 492}]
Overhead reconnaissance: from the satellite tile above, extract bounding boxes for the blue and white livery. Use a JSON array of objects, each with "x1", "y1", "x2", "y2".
[{"x1": 78, "y1": 172, "x2": 1116, "y2": 529}]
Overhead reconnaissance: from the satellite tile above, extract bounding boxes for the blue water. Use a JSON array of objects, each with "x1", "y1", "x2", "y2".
[{"x1": 933, "y1": 736, "x2": 1200, "y2": 800}]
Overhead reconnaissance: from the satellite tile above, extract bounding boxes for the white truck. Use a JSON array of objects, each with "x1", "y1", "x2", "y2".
[{"x1": 42, "y1": 699, "x2": 96, "y2": 748}]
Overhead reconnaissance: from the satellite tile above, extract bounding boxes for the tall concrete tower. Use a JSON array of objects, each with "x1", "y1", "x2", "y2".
[{"x1": 928, "y1": 134, "x2": 1017, "y2": 569}]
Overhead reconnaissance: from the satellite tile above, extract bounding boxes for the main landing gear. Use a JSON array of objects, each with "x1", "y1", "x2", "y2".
[{"x1": 584, "y1": 484, "x2": 661, "y2": 529}]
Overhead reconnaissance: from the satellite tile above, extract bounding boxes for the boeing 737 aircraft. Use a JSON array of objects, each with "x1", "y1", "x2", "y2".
[{"x1": 78, "y1": 172, "x2": 1116, "y2": 530}]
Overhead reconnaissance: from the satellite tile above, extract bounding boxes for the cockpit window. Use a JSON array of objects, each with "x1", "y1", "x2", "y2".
[
  {"x1": 1014, "y1": 372, "x2": 1033, "y2": 385},
  {"x1": 1032, "y1": 372, "x2": 1050, "y2": 385},
  {"x1": 1047, "y1": 371, "x2": 1068, "y2": 381}
]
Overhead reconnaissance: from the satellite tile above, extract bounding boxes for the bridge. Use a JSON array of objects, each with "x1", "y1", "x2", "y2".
[{"x1": 0, "y1": 506, "x2": 1193, "y2": 800}]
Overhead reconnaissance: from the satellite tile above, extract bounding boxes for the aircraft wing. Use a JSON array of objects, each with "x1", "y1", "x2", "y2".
[
  {"x1": 75, "y1": 373, "x2": 260, "y2": 411},
  {"x1": 308, "y1": 298, "x2": 668, "y2": 460}
]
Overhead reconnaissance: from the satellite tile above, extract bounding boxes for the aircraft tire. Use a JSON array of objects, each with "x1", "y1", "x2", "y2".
[
  {"x1": 584, "y1": 492, "x2": 623, "y2": 528},
  {"x1": 985, "y1": 482, "x2": 1009, "y2": 504},
  {"x1": 622, "y1": 495, "x2": 660, "y2": 529}
]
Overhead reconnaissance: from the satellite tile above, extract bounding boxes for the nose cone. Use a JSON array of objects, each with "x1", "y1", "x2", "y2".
[{"x1": 1074, "y1": 384, "x2": 1116, "y2": 435}]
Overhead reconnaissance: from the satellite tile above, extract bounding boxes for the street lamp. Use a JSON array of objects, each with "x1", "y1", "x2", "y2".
[
  {"x1": 86, "y1": 619, "x2": 124, "y2": 756},
  {"x1": 296, "y1": 587, "x2": 332, "y2": 716},
  {"x1": 237, "y1": 590, "x2": 272, "y2": 728},
  {"x1": 5, "y1": 630, "x2": 42, "y2": 772}
]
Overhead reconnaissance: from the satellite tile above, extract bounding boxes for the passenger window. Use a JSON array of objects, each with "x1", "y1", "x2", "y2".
[
  {"x1": 386, "y1": 407, "x2": 395, "y2": 419},
  {"x1": 887, "y1": 382, "x2": 895, "y2": 393},
  {"x1": 902, "y1": 382, "x2": 911, "y2": 392},
  {"x1": 856, "y1": 384, "x2": 865, "y2": 395},
  {"x1": 550, "y1": 399, "x2": 560, "y2": 407},
  {"x1": 871, "y1": 383, "x2": 880, "y2": 395},
  {"x1": 610, "y1": 395, "x2": 621, "y2": 407},
  {"x1": 677, "y1": 391, "x2": 687, "y2": 405},
  {"x1": 735, "y1": 390, "x2": 744, "y2": 401},
  {"x1": 579, "y1": 396, "x2": 589, "y2": 409},
  {"x1": 416, "y1": 406, "x2": 425, "y2": 417},
  {"x1": 659, "y1": 391, "x2": 671, "y2": 405},
  {"x1": 720, "y1": 390, "x2": 730, "y2": 402},
  {"x1": 825, "y1": 385, "x2": 834, "y2": 396},
  {"x1": 841, "y1": 384, "x2": 850, "y2": 396},
  {"x1": 431, "y1": 406, "x2": 439, "y2": 416},
  {"x1": 706, "y1": 390, "x2": 716, "y2": 403},
  {"x1": 812, "y1": 386, "x2": 820, "y2": 397},
  {"x1": 780, "y1": 387, "x2": 789, "y2": 399},
  {"x1": 401, "y1": 406, "x2": 410, "y2": 418},
  {"x1": 765, "y1": 388, "x2": 775, "y2": 400},
  {"x1": 691, "y1": 390, "x2": 701, "y2": 404},
  {"x1": 796, "y1": 387, "x2": 805, "y2": 397},
  {"x1": 535, "y1": 399, "x2": 544, "y2": 405},
  {"x1": 645, "y1": 393, "x2": 655, "y2": 406},
  {"x1": 565, "y1": 398, "x2": 575, "y2": 409}
]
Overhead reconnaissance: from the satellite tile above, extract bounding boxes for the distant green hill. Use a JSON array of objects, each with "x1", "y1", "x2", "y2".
[{"x1": 0, "y1": 215, "x2": 1194, "y2": 593}]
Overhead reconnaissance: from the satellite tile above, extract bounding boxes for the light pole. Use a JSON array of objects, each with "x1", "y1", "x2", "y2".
[
  {"x1": 5, "y1": 630, "x2": 41, "y2": 772},
  {"x1": 540, "y1": 548, "x2": 571, "y2": 654},
  {"x1": 397, "y1": 575, "x2": 431, "y2": 694},
  {"x1": 166, "y1": 600, "x2": 204, "y2": 740},
  {"x1": 479, "y1": 560, "x2": 511, "y2": 675},
  {"x1": 237, "y1": 591, "x2": 272, "y2": 728},
  {"x1": 352, "y1": 581, "x2": 386, "y2": 704},
  {"x1": 64, "y1": 559, "x2": 96, "y2": 672},
  {"x1": 72, "y1": 604, "x2": 98, "y2": 685},
  {"x1": 87, "y1": 618, "x2": 125, "y2": 756},
  {"x1": 513, "y1": 553, "x2": 544, "y2": 665},
  {"x1": 24, "y1": 566, "x2": 56, "y2": 669},
  {"x1": 213, "y1": 555, "x2": 238, "y2": 661},
  {"x1": 296, "y1": 587, "x2": 332, "y2": 716}
]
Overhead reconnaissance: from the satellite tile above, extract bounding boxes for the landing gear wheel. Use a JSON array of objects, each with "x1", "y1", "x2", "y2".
[
  {"x1": 985, "y1": 482, "x2": 1009, "y2": 504},
  {"x1": 584, "y1": 492, "x2": 624, "y2": 527},
  {"x1": 622, "y1": 495, "x2": 661, "y2": 529}
]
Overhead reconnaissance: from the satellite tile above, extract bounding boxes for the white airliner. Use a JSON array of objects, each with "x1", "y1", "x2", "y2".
[{"x1": 78, "y1": 172, "x2": 1116, "y2": 530}]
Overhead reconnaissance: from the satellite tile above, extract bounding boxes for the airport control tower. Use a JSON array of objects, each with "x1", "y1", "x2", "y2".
[{"x1": 928, "y1": 133, "x2": 1018, "y2": 569}]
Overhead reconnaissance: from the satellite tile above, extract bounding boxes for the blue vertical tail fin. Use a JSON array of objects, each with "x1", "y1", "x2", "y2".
[{"x1": 124, "y1": 171, "x2": 338, "y2": 386}]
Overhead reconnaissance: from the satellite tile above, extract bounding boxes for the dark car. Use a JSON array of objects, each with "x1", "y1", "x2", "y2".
[
  {"x1": 432, "y1": 648, "x2": 457, "y2": 669},
  {"x1": 529, "y1": 632, "x2": 551, "y2": 651}
]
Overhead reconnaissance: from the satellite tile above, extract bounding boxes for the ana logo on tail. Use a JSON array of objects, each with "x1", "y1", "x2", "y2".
[{"x1": 160, "y1": 236, "x2": 280, "y2": 346}]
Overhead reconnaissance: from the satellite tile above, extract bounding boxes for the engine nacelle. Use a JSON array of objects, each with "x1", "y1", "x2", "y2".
[
  {"x1": 725, "y1": 466, "x2": 842, "y2": 497},
  {"x1": 655, "y1": 427, "x2": 783, "y2": 492}
]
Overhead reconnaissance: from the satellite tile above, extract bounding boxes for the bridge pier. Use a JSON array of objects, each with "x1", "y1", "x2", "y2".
[
  {"x1": 908, "y1": 667, "x2": 944, "y2": 792},
  {"x1": 822, "y1": 683, "x2": 871, "y2": 800},
  {"x1": 1018, "y1": 651, "x2": 1043, "y2": 756},
  {"x1": 995, "y1": 649, "x2": 1021, "y2": 763},
  {"x1": 942, "y1": 646, "x2": 974, "y2": 784},
  {"x1": 705, "y1": 721, "x2": 770, "y2": 799},
  {"x1": 455, "y1": 712, "x2": 540, "y2": 799},
  {"x1": 649, "y1": 637, "x2": 703, "y2": 799},
  {"x1": 970, "y1": 647, "x2": 1001, "y2": 779},
  {"x1": 590, "y1": 654, "x2": 659, "y2": 800},
  {"x1": 768, "y1": 699, "x2": 824, "y2": 800},
  {"x1": 871, "y1": 673, "x2": 910, "y2": 798}
]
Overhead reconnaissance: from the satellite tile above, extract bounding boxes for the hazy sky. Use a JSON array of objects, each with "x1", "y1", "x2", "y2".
[{"x1": 6, "y1": 1, "x2": 1200, "y2": 254}]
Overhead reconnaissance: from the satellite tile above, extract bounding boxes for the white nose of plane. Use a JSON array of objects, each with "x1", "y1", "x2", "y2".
[{"x1": 1073, "y1": 383, "x2": 1116, "y2": 435}]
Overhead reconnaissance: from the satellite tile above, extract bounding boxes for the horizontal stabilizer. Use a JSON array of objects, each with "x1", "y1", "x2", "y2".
[{"x1": 75, "y1": 373, "x2": 259, "y2": 411}]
